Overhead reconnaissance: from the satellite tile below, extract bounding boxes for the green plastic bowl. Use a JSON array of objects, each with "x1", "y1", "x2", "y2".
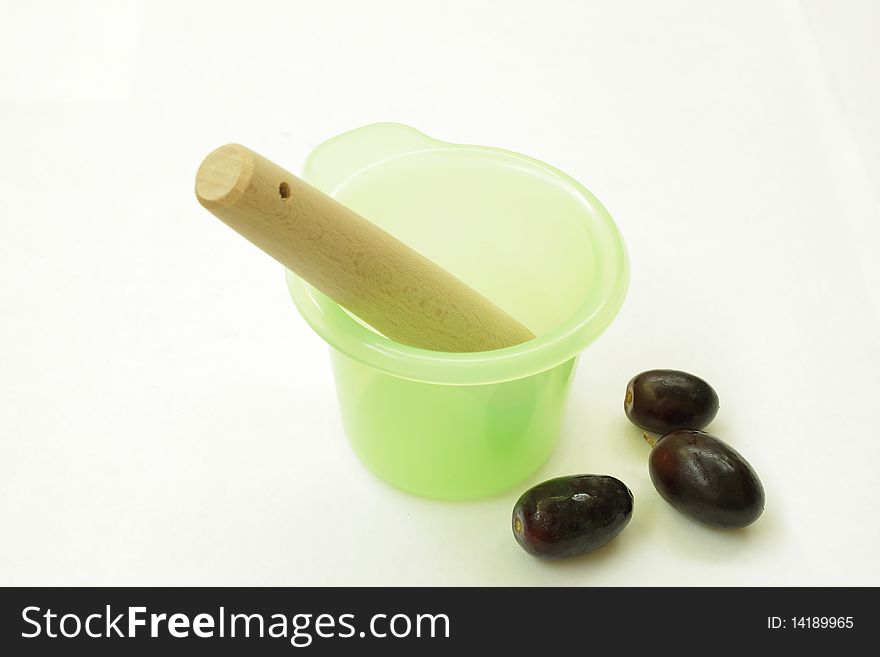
[{"x1": 286, "y1": 123, "x2": 628, "y2": 500}]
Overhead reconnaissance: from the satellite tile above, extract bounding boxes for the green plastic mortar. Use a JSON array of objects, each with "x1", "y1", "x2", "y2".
[{"x1": 286, "y1": 123, "x2": 629, "y2": 500}]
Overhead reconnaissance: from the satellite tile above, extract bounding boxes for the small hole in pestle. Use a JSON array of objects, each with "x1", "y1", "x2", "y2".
[{"x1": 278, "y1": 181, "x2": 291, "y2": 199}]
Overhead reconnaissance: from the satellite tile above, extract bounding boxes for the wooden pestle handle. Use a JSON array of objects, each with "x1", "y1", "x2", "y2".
[{"x1": 194, "y1": 144, "x2": 535, "y2": 352}]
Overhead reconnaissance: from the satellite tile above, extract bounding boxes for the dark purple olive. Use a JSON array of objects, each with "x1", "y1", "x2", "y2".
[
  {"x1": 625, "y1": 369, "x2": 719, "y2": 433},
  {"x1": 512, "y1": 475, "x2": 633, "y2": 558},
  {"x1": 649, "y1": 429, "x2": 764, "y2": 528}
]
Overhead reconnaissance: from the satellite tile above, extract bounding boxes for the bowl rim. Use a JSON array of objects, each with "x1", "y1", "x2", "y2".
[{"x1": 286, "y1": 125, "x2": 629, "y2": 386}]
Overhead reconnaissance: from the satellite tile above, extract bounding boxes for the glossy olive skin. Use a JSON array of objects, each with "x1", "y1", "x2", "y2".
[
  {"x1": 625, "y1": 369, "x2": 719, "y2": 433},
  {"x1": 649, "y1": 430, "x2": 764, "y2": 528},
  {"x1": 512, "y1": 475, "x2": 633, "y2": 558}
]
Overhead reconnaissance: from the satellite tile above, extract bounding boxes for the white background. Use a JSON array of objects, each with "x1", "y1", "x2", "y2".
[{"x1": 1, "y1": 0, "x2": 879, "y2": 586}]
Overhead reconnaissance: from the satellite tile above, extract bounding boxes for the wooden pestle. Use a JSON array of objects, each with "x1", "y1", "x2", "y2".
[{"x1": 194, "y1": 144, "x2": 535, "y2": 352}]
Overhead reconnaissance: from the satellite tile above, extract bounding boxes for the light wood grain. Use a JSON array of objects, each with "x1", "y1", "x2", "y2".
[{"x1": 195, "y1": 144, "x2": 535, "y2": 352}]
